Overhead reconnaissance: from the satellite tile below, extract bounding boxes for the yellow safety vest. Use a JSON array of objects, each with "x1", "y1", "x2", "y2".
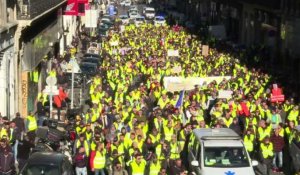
[
  {"x1": 149, "y1": 162, "x2": 161, "y2": 175},
  {"x1": 170, "y1": 142, "x2": 180, "y2": 159},
  {"x1": 94, "y1": 151, "x2": 106, "y2": 169},
  {"x1": 76, "y1": 140, "x2": 90, "y2": 156},
  {"x1": 0, "y1": 128, "x2": 8, "y2": 139},
  {"x1": 261, "y1": 143, "x2": 274, "y2": 159},
  {"x1": 163, "y1": 127, "x2": 174, "y2": 142},
  {"x1": 130, "y1": 160, "x2": 146, "y2": 175},
  {"x1": 258, "y1": 127, "x2": 271, "y2": 141},
  {"x1": 49, "y1": 70, "x2": 56, "y2": 77},
  {"x1": 85, "y1": 131, "x2": 93, "y2": 141},
  {"x1": 31, "y1": 70, "x2": 39, "y2": 83},
  {"x1": 244, "y1": 134, "x2": 254, "y2": 152},
  {"x1": 27, "y1": 115, "x2": 37, "y2": 131}
]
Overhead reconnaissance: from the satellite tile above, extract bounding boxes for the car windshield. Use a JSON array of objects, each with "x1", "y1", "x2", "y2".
[
  {"x1": 146, "y1": 10, "x2": 155, "y2": 13},
  {"x1": 120, "y1": 16, "x2": 128, "y2": 19},
  {"x1": 21, "y1": 164, "x2": 59, "y2": 175},
  {"x1": 136, "y1": 18, "x2": 144, "y2": 21},
  {"x1": 155, "y1": 17, "x2": 164, "y2": 21},
  {"x1": 204, "y1": 147, "x2": 250, "y2": 168}
]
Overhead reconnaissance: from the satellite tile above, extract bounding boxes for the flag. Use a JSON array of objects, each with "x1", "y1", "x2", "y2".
[
  {"x1": 64, "y1": 0, "x2": 78, "y2": 16},
  {"x1": 175, "y1": 90, "x2": 185, "y2": 108}
]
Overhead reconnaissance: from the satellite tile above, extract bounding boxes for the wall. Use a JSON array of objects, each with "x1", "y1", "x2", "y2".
[{"x1": 0, "y1": 47, "x2": 15, "y2": 118}]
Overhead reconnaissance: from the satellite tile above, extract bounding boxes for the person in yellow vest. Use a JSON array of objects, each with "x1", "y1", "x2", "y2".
[
  {"x1": 129, "y1": 153, "x2": 146, "y2": 175},
  {"x1": 169, "y1": 134, "x2": 181, "y2": 161},
  {"x1": 25, "y1": 112, "x2": 38, "y2": 143},
  {"x1": 74, "y1": 134, "x2": 90, "y2": 157},
  {"x1": 49, "y1": 68, "x2": 56, "y2": 77},
  {"x1": 148, "y1": 155, "x2": 161, "y2": 175},
  {"x1": 257, "y1": 120, "x2": 272, "y2": 142},
  {"x1": 30, "y1": 70, "x2": 39, "y2": 83},
  {"x1": 76, "y1": 122, "x2": 87, "y2": 138},
  {"x1": 90, "y1": 143, "x2": 107, "y2": 175},
  {"x1": 243, "y1": 129, "x2": 255, "y2": 158},
  {"x1": 260, "y1": 136, "x2": 274, "y2": 175},
  {"x1": 85, "y1": 124, "x2": 93, "y2": 143}
]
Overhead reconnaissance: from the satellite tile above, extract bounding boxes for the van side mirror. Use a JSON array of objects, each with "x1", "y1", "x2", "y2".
[
  {"x1": 251, "y1": 160, "x2": 258, "y2": 166},
  {"x1": 191, "y1": 160, "x2": 199, "y2": 167}
]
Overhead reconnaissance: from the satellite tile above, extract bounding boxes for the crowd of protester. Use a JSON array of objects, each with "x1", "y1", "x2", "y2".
[{"x1": 0, "y1": 15, "x2": 300, "y2": 175}]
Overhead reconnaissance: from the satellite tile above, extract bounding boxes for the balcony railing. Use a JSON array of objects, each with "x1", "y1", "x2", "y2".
[{"x1": 17, "y1": 0, "x2": 66, "y2": 20}]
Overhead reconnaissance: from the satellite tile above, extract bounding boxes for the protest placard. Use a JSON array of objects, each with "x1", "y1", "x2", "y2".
[
  {"x1": 202, "y1": 45, "x2": 209, "y2": 56},
  {"x1": 172, "y1": 66, "x2": 182, "y2": 74},
  {"x1": 218, "y1": 90, "x2": 233, "y2": 99},
  {"x1": 167, "y1": 50, "x2": 179, "y2": 57}
]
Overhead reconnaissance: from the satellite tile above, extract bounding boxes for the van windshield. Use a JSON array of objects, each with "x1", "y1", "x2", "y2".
[{"x1": 204, "y1": 147, "x2": 250, "y2": 168}]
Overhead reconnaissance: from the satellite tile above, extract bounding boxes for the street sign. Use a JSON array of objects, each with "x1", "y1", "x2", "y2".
[
  {"x1": 43, "y1": 85, "x2": 59, "y2": 95},
  {"x1": 46, "y1": 76, "x2": 57, "y2": 86},
  {"x1": 66, "y1": 59, "x2": 81, "y2": 73}
]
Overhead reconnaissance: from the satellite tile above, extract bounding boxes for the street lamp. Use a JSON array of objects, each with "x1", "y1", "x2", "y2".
[
  {"x1": 6, "y1": 51, "x2": 13, "y2": 119},
  {"x1": 63, "y1": 27, "x2": 69, "y2": 49}
]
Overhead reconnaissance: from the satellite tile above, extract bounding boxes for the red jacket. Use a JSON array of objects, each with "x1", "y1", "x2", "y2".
[
  {"x1": 238, "y1": 102, "x2": 250, "y2": 117},
  {"x1": 54, "y1": 87, "x2": 67, "y2": 108}
]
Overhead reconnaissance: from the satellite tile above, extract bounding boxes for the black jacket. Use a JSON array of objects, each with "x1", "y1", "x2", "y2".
[
  {"x1": 0, "y1": 152, "x2": 15, "y2": 173},
  {"x1": 17, "y1": 140, "x2": 34, "y2": 160}
]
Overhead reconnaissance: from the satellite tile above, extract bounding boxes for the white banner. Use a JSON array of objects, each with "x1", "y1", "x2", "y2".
[
  {"x1": 218, "y1": 90, "x2": 233, "y2": 99},
  {"x1": 167, "y1": 50, "x2": 179, "y2": 57},
  {"x1": 85, "y1": 10, "x2": 98, "y2": 28},
  {"x1": 164, "y1": 76, "x2": 231, "y2": 92}
]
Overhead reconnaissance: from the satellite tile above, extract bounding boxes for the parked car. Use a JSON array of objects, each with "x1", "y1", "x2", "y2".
[
  {"x1": 128, "y1": 9, "x2": 138, "y2": 19},
  {"x1": 81, "y1": 57, "x2": 102, "y2": 67},
  {"x1": 124, "y1": 0, "x2": 131, "y2": 6},
  {"x1": 134, "y1": 16, "x2": 145, "y2": 26},
  {"x1": 143, "y1": 7, "x2": 155, "y2": 19},
  {"x1": 101, "y1": 18, "x2": 114, "y2": 28},
  {"x1": 19, "y1": 152, "x2": 74, "y2": 175},
  {"x1": 84, "y1": 53, "x2": 101, "y2": 59},
  {"x1": 98, "y1": 23, "x2": 110, "y2": 37},
  {"x1": 154, "y1": 16, "x2": 166, "y2": 26},
  {"x1": 120, "y1": 0, "x2": 126, "y2": 6},
  {"x1": 129, "y1": 5, "x2": 138, "y2": 11},
  {"x1": 119, "y1": 15, "x2": 130, "y2": 25},
  {"x1": 80, "y1": 62, "x2": 98, "y2": 75}
]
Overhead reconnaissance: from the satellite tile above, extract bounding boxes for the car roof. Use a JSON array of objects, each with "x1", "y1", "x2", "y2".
[
  {"x1": 145, "y1": 7, "x2": 155, "y2": 10},
  {"x1": 27, "y1": 152, "x2": 64, "y2": 166},
  {"x1": 193, "y1": 128, "x2": 240, "y2": 142},
  {"x1": 203, "y1": 140, "x2": 244, "y2": 147}
]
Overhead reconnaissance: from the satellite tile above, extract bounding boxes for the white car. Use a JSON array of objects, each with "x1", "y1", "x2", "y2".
[
  {"x1": 120, "y1": 0, "x2": 126, "y2": 6},
  {"x1": 143, "y1": 7, "x2": 155, "y2": 19},
  {"x1": 124, "y1": 0, "x2": 131, "y2": 6},
  {"x1": 129, "y1": 5, "x2": 138, "y2": 11},
  {"x1": 134, "y1": 16, "x2": 145, "y2": 26},
  {"x1": 188, "y1": 128, "x2": 258, "y2": 175},
  {"x1": 119, "y1": 15, "x2": 129, "y2": 25},
  {"x1": 154, "y1": 16, "x2": 166, "y2": 26},
  {"x1": 128, "y1": 9, "x2": 138, "y2": 19}
]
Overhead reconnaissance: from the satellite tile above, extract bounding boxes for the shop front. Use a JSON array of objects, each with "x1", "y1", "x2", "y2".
[{"x1": 21, "y1": 14, "x2": 63, "y2": 117}]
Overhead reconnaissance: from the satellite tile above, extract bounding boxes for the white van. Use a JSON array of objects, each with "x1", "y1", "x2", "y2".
[{"x1": 188, "y1": 128, "x2": 258, "y2": 175}]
